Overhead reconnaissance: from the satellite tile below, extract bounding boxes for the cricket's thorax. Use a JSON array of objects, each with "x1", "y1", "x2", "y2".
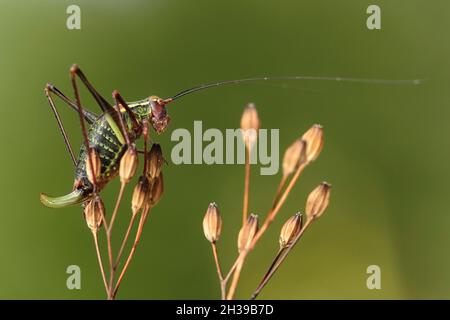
[{"x1": 74, "y1": 100, "x2": 151, "y2": 190}]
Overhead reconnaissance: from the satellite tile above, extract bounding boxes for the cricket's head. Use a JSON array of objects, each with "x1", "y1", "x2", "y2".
[{"x1": 149, "y1": 96, "x2": 171, "y2": 134}]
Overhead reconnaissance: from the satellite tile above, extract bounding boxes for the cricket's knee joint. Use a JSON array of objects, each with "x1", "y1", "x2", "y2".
[
  {"x1": 44, "y1": 83, "x2": 53, "y2": 94},
  {"x1": 112, "y1": 90, "x2": 121, "y2": 99},
  {"x1": 70, "y1": 64, "x2": 79, "y2": 74}
]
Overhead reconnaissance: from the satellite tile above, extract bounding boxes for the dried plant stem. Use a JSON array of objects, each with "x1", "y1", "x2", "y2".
[
  {"x1": 92, "y1": 231, "x2": 109, "y2": 295},
  {"x1": 226, "y1": 162, "x2": 307, "y2": 299},
  {"x1": 250, "y1": 248, "x2": 285, "y2": 300},
  {"x1": 272, "y1": 175, "x2": 288, "y2": 209},
  {"x1": 250, "y1": 219, "x2": 313, "y2": 299},
  {"x1": 104, "y1": 182, "x2": 127, "y2": 299},
  {"x1": 109, "y1": 182, "x2": 127, "y2": 233},
  {"x1": 242, "y1": 145, "x2": 251, "y2": 226},
  {"x1": 114, "y1": 214, "x2": 137, "y2": 270},
  {"x1": 113, "y1": 208, "x2": 151, "y2": 298},
  {"x1": 211, "y1": 243, "x2": 226, "y2": 299},
  {"x1": 251, "y1": 163, "x2": 306, "y2": 248},
  {"x1": 226, "y1": 253, "x2": 245, "y2": 300}
]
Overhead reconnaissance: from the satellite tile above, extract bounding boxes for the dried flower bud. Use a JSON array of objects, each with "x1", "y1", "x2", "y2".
[
  {"x1": 131, "y1": 176, "x2": 150, "y2": 216},
  {"x1": 279, "y1": 213, "x2": 303, "y2": 249},
  {"x1": 301, "y1": 124, "x2": 324, "y2": 163},
  {"x1": 282, "y1": 139, "x2": 307, "y2": 177},
  {"x1": 84, "y1": 196, "x2": 104, "y2": 232},
  {"x1": 86, "y1": 148, "x2": 101, "y2": 184},
  {"x1": 146, "y1": 144, "x2": 164, "y2": 180},
  {"x1": 149, "y1": 171, "x2": 164, "y2": 206},
  {"x1": 305, "y1": 182, "x2": 331, "y2": 220},
  {"x1": 202, "y1": 203, "x2": 222, "y2": 243},
  {"x1": 240, "y1": 103, "x2": 260, "y2": 149},
  {"x1": 120, "y1": 145, "x2": 138, "y2": 183},
  {"x1": 238, "y1": 214, "x2": 259, "y2": 252}
]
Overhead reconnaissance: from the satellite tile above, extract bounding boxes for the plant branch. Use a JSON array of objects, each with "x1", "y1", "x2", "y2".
[
  {"x1": 242, "y1": 145, "x2": 251, "y2": 226},
  {"x1": 113, "y1": 207, "x2": 151, "y2": 298},
  {"x1": 225, "y1": 162, "x2": 307, "y2": 299},
  {"x1": 92, "y1": 231, "x2": 109, "y2": 297},
  {"x1": 250, "y1": 219, "x2": 313, "y2": 299},
  {"x1": 114, "y1": 214, "x2": 137, "y2": 270},
  {"x1": 211, "y1": 243, "x2": 226, "y2": 299}
]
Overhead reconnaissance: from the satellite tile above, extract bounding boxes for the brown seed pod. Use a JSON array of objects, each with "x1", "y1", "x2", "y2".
[
  {"x1": 86, "y1": 148, "x2": 101, "y2": 185},
  {"x1": 120, "y1": 145, "x2": 138, "y2": 184},
  {"x1": 131, "y1": 176, "x2": 150, "y2": 216},
  {"x1": 149, "y1": 171, "x2": 164, "y2": 206},
  {"x1": 84, "y1": 196, "x2": 105, "y2": 233},
  {"x1": 279, "y1": 213, "x2": 303, "y2": 249},
  {"x1": 237, "y1": 214, "x2": 259, "y2": 253},
  {"x1": 282, "y1": 139, "x2": 307, "y2": 177},
  {"x1": 305, "y1": 182, "x2": 331, "y2": 220},
  {"x1": 202, "y1": 203, "x2": 222, "y2": 243},
  {"x1": 146, "y1": 143, "x2": 164, "y2": 180},
  {"x1": 240, "y1": 103, "x2": 260, "y2": 149},
  {"x1": 301, "y1": 124, "x2": 324, "y2": 163}
]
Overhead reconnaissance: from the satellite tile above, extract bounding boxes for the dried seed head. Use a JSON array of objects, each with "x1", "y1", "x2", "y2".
[
  {"x1": 120, "y1": 145, "x2": 138, "y2": 184},
  {"x1": 240, "y1": 103, "x2": 260, "y2": 149},
  {"x1": 202, "y1": 202, "x2": 222, "y2": 243},
  {"x1": 301, "y1": 124, "x2": 324, "y2": 163},
  {"x1": 131, "y1": 176, "x2": 150, "y2": 216},
  {"x1": 84, "y1": 196, "x2": 104, "y2": 232},
  {"x1": 86, "y1": 148, "x2": 101, "y2": 184},
  {"x1": 282, "y1": 139, "x2": 307, "y2": 177},
  {"x1": 279, "y1": 213, "x2": 303, "y2": 249},
  {"x1": 238, "y1": 214, "x2": 259, "y2": 252},
  {"x1": 146, "y1": 143, "x2": 164, "y2": 180},
  {"x1": 149, "y1": 171, "x2": 164, "y2": 206},
  {"x1": 305, "y1": 182, "x2": 331, "y2": 220}
]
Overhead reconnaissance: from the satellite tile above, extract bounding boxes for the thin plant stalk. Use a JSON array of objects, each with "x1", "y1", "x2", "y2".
[
  {"x1": 250, "y1": 248, "x2": 285, "y2": 300},
  {"x1": 106, "y1": 182, "x2": 127, "y2": 297},
  {"x1": 250, "y1": 219, "x2": 313, "y2": 299},
  {"x1": 211, "y1": 243, "x2": 226, "y2": 300},
  {"x1": 242, "y1": 143, "x2": 251, "y2": 226},
  {"x1": 271, "y1": 175, "x2": 288, "y2": 209},
  {"x1": 226, "y1": 162, "x2": 307, "y2": 299},
  {"x1": 109, "y1": 183, "x2": 127, "y2": 233},
  {"x1": 251, "y1": 163, "x2": 306, "y2": 248},
  {"x1": 114, "y1": 214, "x2": 138, "y2": 270},
  {"x1": 92, "y1": 231, "x2": 109, "y2": 295},
  {"x1": 113, "y1": 207, "x2": 151, "y2": 298}
]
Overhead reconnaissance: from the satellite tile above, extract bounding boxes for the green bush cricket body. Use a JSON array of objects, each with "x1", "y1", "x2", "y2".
[{"x1": 39, "y1": 65, "x2": 421, "y2": 208}]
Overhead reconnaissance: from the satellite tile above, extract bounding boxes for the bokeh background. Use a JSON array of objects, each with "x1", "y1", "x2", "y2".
[{"x1": 0, "y1": 0, "x2": 449, "y2": 299}]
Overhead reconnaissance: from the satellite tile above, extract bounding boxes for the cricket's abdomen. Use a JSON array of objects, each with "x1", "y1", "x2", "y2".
[{"x1": 75, "y1": 115, "x2": 127, "y2": 189}]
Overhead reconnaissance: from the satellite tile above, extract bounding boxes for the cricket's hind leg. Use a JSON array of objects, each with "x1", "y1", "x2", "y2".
[{"x1": 44, "y1": 83, "x2": 98, "y2": 166}]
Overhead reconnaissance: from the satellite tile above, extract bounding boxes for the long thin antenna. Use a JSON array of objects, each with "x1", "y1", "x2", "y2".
[{"x1": 168, "y1": 76, "x2": 423, "y2": 101}]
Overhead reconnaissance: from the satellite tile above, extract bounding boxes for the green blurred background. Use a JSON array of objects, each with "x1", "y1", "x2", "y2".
[{"x1": 0, "y1": 0, "x2": 449, "y2": 299}]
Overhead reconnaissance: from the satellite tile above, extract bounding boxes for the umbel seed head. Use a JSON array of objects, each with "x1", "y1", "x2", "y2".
[
  {"x1": 279, "y1": 213, "x2": 303, "y2": 249},
  {"x1": 120, "y1": 145, "x2": 138, "y2": 184},
  {"x1": 131, "y1": 176, "x2": 150, "y2": 216},
  {"x1": 86, "y1": 148, "x2": 101, "y2": 184},
  {"x1": 202, "y1": 203, "x2": 222, "y2": 243},
  {"x1": 146, "y1": 143, "x2": 164, "y2": 180},
  {"x1": 84, "y1": 196, "x2": 105, "y2": 233},
  {"x1": 238, "y1": 214, "x2": 259, "y2": 253},
  {"x1": 282, "y1": 139, "x2": 307, "y2": 177},
  {"x1": 302, "y1": 124, "x2": 324, "y2": 163},
  {"x1": 240, "y1": 103, "x2": 260, "y2": 149},
  {"x1": 305, "y1": 182, "x2": 331, "y2": 220}
]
